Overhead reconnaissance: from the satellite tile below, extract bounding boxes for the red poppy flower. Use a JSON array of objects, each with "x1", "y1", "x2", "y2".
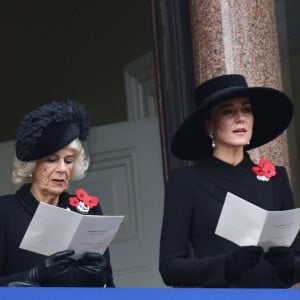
[
  {"x1": 69, "y1": 188, "x2": 99, "y2": 211},
  {"x1": 76, "y1": 189, "x2": 89, "y2": 201},
  {"x1": 83, "y1": 196, "x2": 98, "y2": 208},
  {"x1": 252, "y1": 157, "x2": 276, "y2": 180},
  {"x1": 252, "y1": 166, "x2": 264, "y2": 176},
  {"x1": 69, "y1": 196, "x2": 80, "y2": 207}
]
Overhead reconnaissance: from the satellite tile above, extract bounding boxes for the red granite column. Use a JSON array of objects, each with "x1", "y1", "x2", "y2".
[{"x1": 189, "y1": 0, "x2": 290, "y2": 170}]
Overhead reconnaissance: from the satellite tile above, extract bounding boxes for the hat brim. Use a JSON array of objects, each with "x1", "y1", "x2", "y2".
[{"x1": 171, "y1": 87, "x2": 293, "y2": 160}]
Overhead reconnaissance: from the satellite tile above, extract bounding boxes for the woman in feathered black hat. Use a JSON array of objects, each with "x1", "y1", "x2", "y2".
[
  {"x1": 159, "y1": 74, "x2": 300, "y2": 288},
  {"x1": 0, "y1": 100, "x2": 114, "y2": 287}
]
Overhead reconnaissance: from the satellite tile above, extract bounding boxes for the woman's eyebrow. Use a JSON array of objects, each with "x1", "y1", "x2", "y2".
[{"x1": 214, "y1": 102, "x2": 233, "y2": 111}]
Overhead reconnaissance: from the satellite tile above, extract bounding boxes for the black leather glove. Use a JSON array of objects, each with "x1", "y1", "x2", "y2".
[
  {"x1": 8, "y1": 281, "x2": 40, "y2": 287},
  {"x1": 225, "y1": 246, "x2": 263, "y2": 285},
  {"x1": 75, "y1": 252, "x2": 107, "y2": 287},
  {"x1": 26, "y1": 249, "x2": 75, "y2": 286},
  {"x1": 265, "y1": 246, "x2": 295, "y2": 287}
]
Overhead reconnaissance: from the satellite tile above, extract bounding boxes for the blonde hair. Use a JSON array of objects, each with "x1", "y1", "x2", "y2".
[{"x1": 12, "y1": 138, "x2": 90, "y2": 185}]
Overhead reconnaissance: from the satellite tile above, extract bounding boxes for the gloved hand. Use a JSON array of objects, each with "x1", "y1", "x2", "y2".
[
  {"x1": 264, "y1": 246, "x2": 295, "y2": 287},
  {"x1": 26, "y1": 249, "x2": 75, "y2": 286},
  {"x1": 75, "y1": 252, "x2": 107, "y2": 287},
  {"x1": 225, "y1": 246, "x2": 263, "y2": 285}
]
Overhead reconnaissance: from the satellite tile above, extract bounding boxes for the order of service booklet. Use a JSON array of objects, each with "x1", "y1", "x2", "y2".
[
  {"x1": 20, "y1": 202, "x2": 124, "y2": 258},
  {"x1": 215, "y1": 192, "x2": 300, "y2": 252}
]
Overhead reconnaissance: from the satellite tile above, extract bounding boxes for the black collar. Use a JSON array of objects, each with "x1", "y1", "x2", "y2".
[{"x1": 16, "y1": 184, "x2": 70, "y2": 216}]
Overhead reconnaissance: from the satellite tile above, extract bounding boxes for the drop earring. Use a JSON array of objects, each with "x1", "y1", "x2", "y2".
[{"x1": 208, "y1": 132, "x2": 216, "y2": 148}]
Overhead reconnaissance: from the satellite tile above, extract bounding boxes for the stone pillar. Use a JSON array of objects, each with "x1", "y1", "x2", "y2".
[{"x1": 189, "y1": 0, "x2": 290, "y2": 171}]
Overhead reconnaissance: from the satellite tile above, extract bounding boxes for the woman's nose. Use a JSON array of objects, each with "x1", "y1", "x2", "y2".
[
  {"x1": 235, "y1": 110, "x2": 245, "y2": 121},
  {"x1": 56, "y1": 160, "x2": 67, "y2": 171}
]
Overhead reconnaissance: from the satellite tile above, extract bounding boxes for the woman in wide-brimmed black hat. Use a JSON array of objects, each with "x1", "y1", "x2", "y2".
[
  {"x1": 159, "y1": 74, "x2": 300, "y2": 288},
  {"x1": 0, "y1": 100, "x2": 115, "y2": 287}
]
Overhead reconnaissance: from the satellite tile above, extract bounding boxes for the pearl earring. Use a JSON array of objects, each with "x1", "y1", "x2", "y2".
[{"x1": 208, "y1": 132, "x2": 216, "y2": 148}]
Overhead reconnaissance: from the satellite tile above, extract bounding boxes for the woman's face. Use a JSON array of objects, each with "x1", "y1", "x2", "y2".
[
  {"x1": 32, "y1": 147, "x2": 76, "y2": 197},
  {"x1": 206, "y1": 97, "x2": 254, "y2": 150}
]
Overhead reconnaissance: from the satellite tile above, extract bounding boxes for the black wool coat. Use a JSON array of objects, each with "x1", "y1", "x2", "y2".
[
  {"x1": 0, "y1": 184, "x2": 114, "y2": 287},
  {"x1": 159, "y1": 153, "x2": 300, "y2": 287}
]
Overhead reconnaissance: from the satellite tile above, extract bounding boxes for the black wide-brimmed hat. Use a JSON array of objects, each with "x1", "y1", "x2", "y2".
[
  {"x1": 171, "y1": 74, "x2": 294, "y2": 160},
  {"x1": 16, "y1": 99, "x2": 90, "y2": 161}
]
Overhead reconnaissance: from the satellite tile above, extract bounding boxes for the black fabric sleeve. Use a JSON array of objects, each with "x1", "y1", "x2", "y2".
[
  {"x1": 159, "y1": 168, "x2": 229, "y2": 287},
  {"x1": 0, "y1": 213, "x2": 28, "y2": 286}
]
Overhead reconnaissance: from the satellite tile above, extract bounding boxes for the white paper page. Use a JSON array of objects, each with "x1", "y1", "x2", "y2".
[
  {"x1": 20, "y1": 202, "x2": 124, "y2": 258},
  {"x1": 258, "y1": 208, "x2": 300, "y2": 251},
  {"x1": 20, "y1": 202, "x2": 81, "y2": 255},
  {"x1": 215, "y1": 192, "x2": 267, "y2": 246},
  {"x1": 69, "y1": 215, "x2": 124, "y2": 258}
]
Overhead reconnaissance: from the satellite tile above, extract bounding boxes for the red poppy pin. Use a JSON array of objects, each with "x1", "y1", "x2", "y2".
[
  {"x1": 252, "y1": 158, "x2": 276, "y2": 182},
  {"x1": 69, "y1": 188, "x2": 99, "y2": 214}
]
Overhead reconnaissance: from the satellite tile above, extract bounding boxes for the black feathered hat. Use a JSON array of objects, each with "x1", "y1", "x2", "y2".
[
  {"x1": 171, "y1": 74, "x2": 294, "y2": 160},
  {"x1": 16, "y1": 100, "x2": 90, "y2": 161}
]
